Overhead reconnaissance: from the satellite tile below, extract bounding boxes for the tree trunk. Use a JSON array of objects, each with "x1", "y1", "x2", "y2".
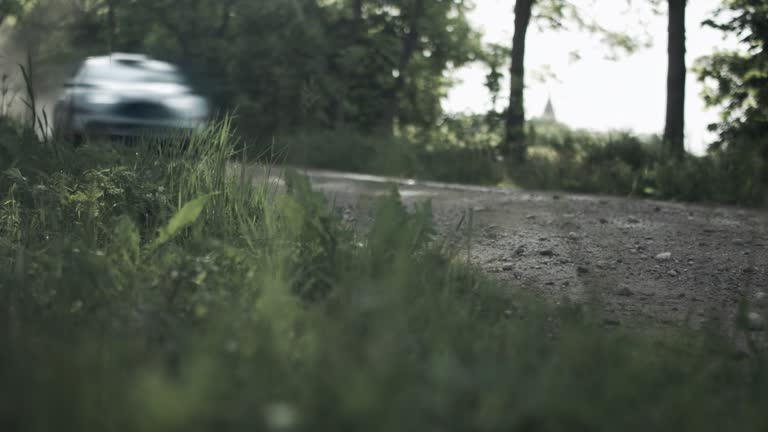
[
  {"x1": 663, "y1": 0, "x2": 686, "y2": 159},
  {"x1": 504, "y1": 0, "x2": 534, "y2": 164},
  {"x1": 332, "y1": 0, "x2": 365, "y2": 128},
  {"x1": 352, "y1": 0, "x2": 363, "y2": 23},
  {"x1": 107, "y1": 0, "x2": 116, "y2": 51},
  {"x1": 380, "y1": 0, "x2": 424, "y2": 135}
]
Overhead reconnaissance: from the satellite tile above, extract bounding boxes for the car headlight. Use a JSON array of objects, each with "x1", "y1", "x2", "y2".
[
  {"x1": 167, "y1": 96, "x2": 204, "y2": 110},
  {"x1": 167, "y1": 95, "x2": 209, "y2": 117},
  {"x1": 85, "y1": 93, "x2": 120, "y2": 105}
]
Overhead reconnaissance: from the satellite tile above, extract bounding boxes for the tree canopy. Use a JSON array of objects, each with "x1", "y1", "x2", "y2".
[{"x1": 2, "y1": 0, "x2": 482, "y2": 137}]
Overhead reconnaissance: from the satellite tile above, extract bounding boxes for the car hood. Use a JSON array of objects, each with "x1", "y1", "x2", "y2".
[{"x1": 88, "y1": 80, "x2": 193, "y2": 97}]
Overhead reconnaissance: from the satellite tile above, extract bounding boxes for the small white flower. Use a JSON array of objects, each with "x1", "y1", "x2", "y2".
[
  {"x1": 225, "y1": 339, "x2": 239, "y2": 353},
  {"x1": 70, "y1": 300, "x2": 83, "y2": 313},
  {"x1": 263, "y1": 402, "x2": 298, "y2": 430}
]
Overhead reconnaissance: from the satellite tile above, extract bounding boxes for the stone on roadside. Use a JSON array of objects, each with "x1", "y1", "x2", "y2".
[
  {"x1": 747, "y1": 312, "x2": 765, "y2": 331},
  {"x1": 502, "y1": 264, "x2": 514, "y2": 272},
  {"x1": 668, "y1": 270, "x2": 678, "y2": 277},
  {"x1": 755, "y1": 291, "x2": 767, "y2": 307},
  {"x1": 731, "y1": 337, "x2": 752, "y2": 361},
  {"x1": 539, "y1": 249, "x2": 555, "y2": 257},
  {"x1": 567, "y1": 232, "x2": 579, "y2": 240},
  {"x1": 655, "y1": 252, "x2": 672, "y2": 262}
]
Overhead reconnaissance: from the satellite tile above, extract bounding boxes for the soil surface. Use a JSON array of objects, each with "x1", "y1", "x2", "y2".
[{"x1": 260, "y1": 166, "x2": 768, "y2": 340}]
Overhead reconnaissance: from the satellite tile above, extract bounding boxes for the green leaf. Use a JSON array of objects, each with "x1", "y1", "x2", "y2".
[
  {"x1": 3, "y1": 168, "x2": 25, "y2": 182},
  {"x1": 148, "y1": 194, "x2": 212, "y2": 251}
]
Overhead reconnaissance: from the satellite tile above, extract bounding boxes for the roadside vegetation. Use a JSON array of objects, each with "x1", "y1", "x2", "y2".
[
  {"x1": 1, "y1": 1, "x2": 767, "y2": 430},
  {"x1": 2, "y1": 118, "x2": 768, "y2": 431},
  {"x1": 278, "y1": 116, "x2": 766, "y2": 206},
  {"x1": 2, "y1": 0, "x2": 767, "y2": 207}
]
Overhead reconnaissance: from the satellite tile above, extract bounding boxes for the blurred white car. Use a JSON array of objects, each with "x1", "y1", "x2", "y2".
[{"x1": 53, "y1": 53, "x2": 210, "y2": 141}]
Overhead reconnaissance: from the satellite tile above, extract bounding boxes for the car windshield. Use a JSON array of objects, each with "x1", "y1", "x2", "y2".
[{"x1": 79, "y1": 60, "x2": 187, "y2": 85}]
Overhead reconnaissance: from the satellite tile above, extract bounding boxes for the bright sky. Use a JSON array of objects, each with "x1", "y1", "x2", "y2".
[{"x1": 443, "y1": 0, "x2": 738, "y2": 155}]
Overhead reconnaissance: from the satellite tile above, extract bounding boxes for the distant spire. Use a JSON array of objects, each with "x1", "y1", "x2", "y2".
[{"x1": 542, "y1": 96, "x2": 556, "y2": 121}]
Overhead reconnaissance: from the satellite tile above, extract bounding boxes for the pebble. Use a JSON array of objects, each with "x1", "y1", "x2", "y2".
[
  {"x1": 747, "y1": 312, "x2": 765, "y2": 331},
  {"x1": 602, "y1": 318, "x2": 621, "y2": 327},
  {"x1": 731, "y1": 345, "x2": 751, "y2": 361},
  {"x1": 615, "y1": 286, "x2": 634, "y2": 297},
  {"x1": 655, "y1": 252, "x2": 672, "y2": 262},
  {"x1": 539, "y1": 250, "x2": 555, "y2": 257},
  {"x1": 599, "y1": 218, "x2": 609, "y2": 224},
  {"x1": 526, "y1": 214, "x2": 536, "y2": 220},
  {"x1": 743, "y1": 266, "x2": 758, "y2": 274},
  {"x1": 515, "y1": 245, "x2": 526, "y2": 256},
  {"x1": 668, "y1": 270, "x2": 678, "y2": 277},
  {"x1": 567, "y1": 232, "x2": 580, "y2": 240},
  {"x1": 577, "y1": 266, "x2": 590, "y2": 275},
  {"x1": 754, "y1": 292, "x2": 767, "y2": 307},
  {"x1": 502, "y1": 264, "x2": 514, "y2": 271},
  {"x1": 628, "y1": 216, "x2": 640, "y2": 224},
  {"x1": 732, "y1": 238, "x2": 747, "y2": 246}
]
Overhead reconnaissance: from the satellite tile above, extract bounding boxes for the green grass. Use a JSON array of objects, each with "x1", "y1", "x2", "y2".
[{"x1": 1, "y1": 117, "x2": 768, "y2": 431}]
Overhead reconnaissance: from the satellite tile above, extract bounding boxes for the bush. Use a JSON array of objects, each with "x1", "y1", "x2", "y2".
[
  {"x1": 515, "y1": 120, "x2": 768, "y2": 206},
  {"x1": 1, "y1": 120, "x2": 768, "y2": 431},
  {"x1": 261, "y1": 127, "x2": 504, "y2": 185},
  {"x1": 262, "y1": 115, "x2": 768, "y2": 207}
]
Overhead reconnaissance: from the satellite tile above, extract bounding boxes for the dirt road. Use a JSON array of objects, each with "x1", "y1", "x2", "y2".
[{"x1": 274, "y1": 167, "x2": 768, "y2": 336}]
